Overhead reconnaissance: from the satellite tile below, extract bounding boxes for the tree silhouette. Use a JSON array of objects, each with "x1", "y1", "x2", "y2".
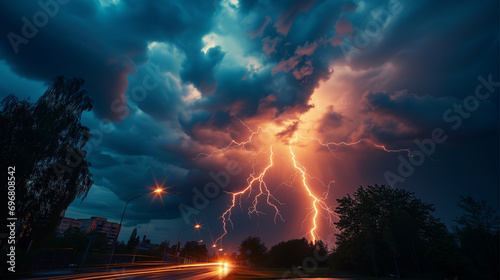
[
  {"x1": 268, "y1": 238, "x2": 328, "y2": 268},
  {"x1": 0, "y1": 76, "x2": 93, "y2": 248},
  {"x1": 238, "y1": 236, "x2": 267, "y2": 267},
  {"x1": 127, "y1": 228, "x2": 140, "y2": 250},
  {"x1": 453, "y1": 196, "x2": 499, "y2": 280},
  {"x1": 331, "y1": 185, "x2": 453, "y2": 277},
  {"x1": 181, "y1": 241, "x2": 208, "y2": 260}
]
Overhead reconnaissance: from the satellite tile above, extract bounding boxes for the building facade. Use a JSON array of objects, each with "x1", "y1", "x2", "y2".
[
  {"x1": 56, "y1": 217, "x2": 82, "y2": 236},
  {"x1": 56, "y1": 216, "x2": 121, "y2": 245}
]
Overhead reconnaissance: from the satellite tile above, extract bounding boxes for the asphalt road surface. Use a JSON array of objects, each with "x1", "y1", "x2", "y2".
[
  {"x1": 110, "y1": 264, "x2": 231, "y2": 280},
  {"x1": 21, "y1": 263, "x2": 231, "y2": 280}
]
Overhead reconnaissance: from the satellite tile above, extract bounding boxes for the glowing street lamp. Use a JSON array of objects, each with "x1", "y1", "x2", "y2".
[
  {"x1": 154, "y1": 188, "x2": 164, "y2": 194},
  {"x1": 107, "y1": 186, "x2": 165, "y2": 270},
  {"x1": 218, "y1": 247, "x2": 224, "y2": 259},
  {"x1": 175, "y1": 224, "x2": 202, "y2": 256}
]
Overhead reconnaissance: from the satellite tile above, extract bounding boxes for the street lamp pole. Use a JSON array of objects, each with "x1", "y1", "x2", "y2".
[
  {"x1": 107, "y1": 189, "x2": 164, "y2": 270},
  {"x1": 175, "y1": 225, "x2": 201, "y2": 258}
]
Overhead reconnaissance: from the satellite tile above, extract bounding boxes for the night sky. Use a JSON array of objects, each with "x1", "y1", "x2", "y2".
[{"x1": 1, "y1": 0, "x2": 498, "y2": 252}]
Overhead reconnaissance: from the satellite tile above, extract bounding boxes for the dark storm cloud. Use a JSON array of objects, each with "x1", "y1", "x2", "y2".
[
  {"x1": 89, "y1": 152, "x2": 121, "y2": 169},
  {"x1": 1, "y1": 0, "x2": 132, "y2": 120},
  {"x1": 0, "y1": 60, "x2": 45, "y2": 100},
  {"x1": 306, "y1": 0, "x2": 500, "y2": 148},
  {"x1": 317, "y1": 105, "x2": 344, "y2": 133},
  {"x1": 363, "y1": 91, "x2": 498, "y2": 132},
  {"x1": 180, "y1": 46, "x2": 226, "y2": 96},
  {"x1": 273, "y1": 0, "x2": 316, "y2": 36},
  {"x1": 276, "y1": 121, "x2": 299, "y2": 143},
  {"x1": 307, "y1": 0, "x2": 498, "y2": 231},
  {"x1": 0, "y1": 0, "x2": 217, "y2": 120},
  {"x1": 1, "y1": 0, "x2": 498, "y2": 246},
  {"x1": 1, "y1": 0, "x2": 346, "y2": 127},
  {"x1": 1, "y1": 1, "x2": 338, "y2": 126},
  {"x1": 128, "y1": 64, "x2": 184, "y2": 122},
  {"x1": 192, "y1": 0, "x2": 346, "y2": 121},
  {"x1": 344, "y1": 0, "x2": 499, "y2": 99},
  {"x1": 86, "y1": 151, "x2": 190, "y2": 223}
]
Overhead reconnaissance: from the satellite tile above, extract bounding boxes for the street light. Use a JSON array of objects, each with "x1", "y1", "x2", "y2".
[
  {"x1": 107, "y1": 187, "x2": 164, "y2": 270},
  {"x1": 175, "y1": 224, "x2": 201, "y2": 257},
  {"x1": 218, "y1": 248, "x2": 224, "y2": 259}
]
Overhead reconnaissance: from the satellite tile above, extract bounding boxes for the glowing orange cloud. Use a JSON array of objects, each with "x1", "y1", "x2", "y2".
[{"x1": 193, "y1": 83, "x2": 414, "y2": 246}]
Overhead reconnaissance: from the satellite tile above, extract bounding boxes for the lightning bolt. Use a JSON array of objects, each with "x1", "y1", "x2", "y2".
[
  {"x1": 194, "y1": 115, "x2": 411, "y2": 246},
  {"x1": 296, "y1": 134, "x2": 413, "y2": 159},
  {"x1": 289, "y1": 133, "x2": 338, "y2": 244},
  {"x1": 215, "y1": 145, "x2": 284, "y2": 244},
  {"x1": 193, "y1": 116, "x2": 273, "y2": 160}
]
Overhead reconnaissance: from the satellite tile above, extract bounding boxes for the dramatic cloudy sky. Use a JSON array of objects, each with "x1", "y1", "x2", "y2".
[{"x1": 1, "y1": 0, "x2": 498, "y2": 252}]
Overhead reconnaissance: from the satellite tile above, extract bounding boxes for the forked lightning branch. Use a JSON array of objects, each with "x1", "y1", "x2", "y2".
[{"x1": 190, "y1": 116, "x2": 413, "y2": 246}]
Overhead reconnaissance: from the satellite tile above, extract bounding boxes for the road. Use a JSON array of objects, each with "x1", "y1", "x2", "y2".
[{"x1": 22, "y1": 263, "x2": 231, "y2": 280}]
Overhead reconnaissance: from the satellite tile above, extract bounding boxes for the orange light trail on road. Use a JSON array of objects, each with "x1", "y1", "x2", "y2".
[{"x1": 35, "y1": 262, "x2": 229, "y2": 280}]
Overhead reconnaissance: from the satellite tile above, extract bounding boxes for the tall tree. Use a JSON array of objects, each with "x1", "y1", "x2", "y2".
[
  {"x1": 331, "y1": 185, "x2": 454, "y2": 277},
  {"x1": 127, "y1": 228, "x2": 140, "y2": 250},
  {"x1": 181, "y1": 241, "x2": 208, "y2": 260},
  {"x1": 268, "y1": 238, "x2": 328, "y2": 268},
  {"x1": 0, "y1": 76, "x2": 93, "y2": 248},
  {"x1": 453, "y1": 196, "x2": 499, "y2": 280},
  {"x1": 238, "y1": 236, "x2": 268, "y2": 267}
]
